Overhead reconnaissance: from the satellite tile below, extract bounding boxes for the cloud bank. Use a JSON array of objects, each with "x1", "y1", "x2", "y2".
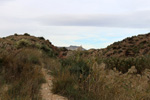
[{"x1": 39, "y1": 11, "x2": 150, "y2": 28}]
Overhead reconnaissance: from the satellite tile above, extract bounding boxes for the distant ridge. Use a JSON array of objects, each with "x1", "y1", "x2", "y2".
[
  {"x1": 58, "y1": 45, "x2": 86, "y2": 51},
  {"x1": 66, "y1": 45, "x2": 85, "y2": 51}
]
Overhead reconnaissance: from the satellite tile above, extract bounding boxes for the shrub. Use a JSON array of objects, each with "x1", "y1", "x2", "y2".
[
  {"x1": 69, "y1": 59, "x2": 90, "y2": 79},
  {"x1": 40, "y1": 45, "x2": 54, "y2": 57},
  {"x1": 35, "y1": 43, "x2": 42, "y2": 49},
  {"x1": 104, "y1": 54, "x2": 150, "y2": 74},
  {"x1": 24, "y1": 33, "x2": 30, "y2": 36},
  {"x1": 14, "y1": 33, "x2": 18, "y2": 36},
  {"x1": 16, "y1": 39, "x2": 31, "y2": 48},
  {"x1": 38, "y1": 37, "x2": 45, "y2": 40},
  {"x1": 59, "y1": 47, "x2": 68, "y2": 51},
  {"x1": 104, "y1": 57, "x2": 134, "y2": 73}
]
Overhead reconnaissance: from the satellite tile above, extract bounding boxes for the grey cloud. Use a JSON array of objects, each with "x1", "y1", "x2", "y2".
[
  {"x1": 39, "y1": 11, "x2": 150, "y2": 28},
  {"x1": 0, "y1": 0, "x2": 14, "y2": 4}
]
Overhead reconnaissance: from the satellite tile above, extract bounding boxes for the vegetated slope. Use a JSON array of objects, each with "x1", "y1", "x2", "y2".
[
  {"x1": 0, "y1": 33, "x2": 62, "y2": 100},
  {"x1": 50, "y1": 50, "x2": 150, "y2": 100},
  {"x1": 0, "y1": 33, "x2": 59, "y2": 56},
  {"x1": 102, "y1": 33, "x2": 150, "y2": 57},
  {"x1": 41, "y1": 32, "x2": 150, "y2": 100}
]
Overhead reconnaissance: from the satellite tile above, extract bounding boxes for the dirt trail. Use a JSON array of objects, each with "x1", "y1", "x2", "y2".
[{"x1": 41, "y1": 68, "x2": 68, "y2": 100}]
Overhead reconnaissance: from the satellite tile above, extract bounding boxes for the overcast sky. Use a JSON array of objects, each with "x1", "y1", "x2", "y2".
[{"x1": 0, "y1": 0, "x2": 150, "y2": 49}]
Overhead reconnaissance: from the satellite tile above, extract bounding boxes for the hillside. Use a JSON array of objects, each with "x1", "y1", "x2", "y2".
[
  {"x1": 86, "y1": 33, "x2": 150, "y2": 58},
  {"x1": 1, "y1": 33, "x2": 150, "y2": 100},
  {"x1": 0, "y1": 33, "x2": 59, "y2": 57},
  {"x1": 0, "y1": 33, "x2": 66, "y2": 100},
  {"x1": 102, "y1": 33, "x2": 150, "y2": 57}
]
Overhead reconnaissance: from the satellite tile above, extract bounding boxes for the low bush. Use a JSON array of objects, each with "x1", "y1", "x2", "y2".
[
  {"x1": 24, "y1": 33, "x2": 30, "y2": 36},
  {"x1": 14, "y1": 33, "x2": 18, "y2": 36},
  {"x1": 38, "y1": 37, "x2": 45, "y2": 40},
  {"x1": 41, "y1": 44, "x2": 55, "y2": 57},
  {"x1": 16, "y1": 39, "x2": 31, "y2": 48}
]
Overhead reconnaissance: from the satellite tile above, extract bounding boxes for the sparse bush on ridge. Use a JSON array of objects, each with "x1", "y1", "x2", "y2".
[
  {"x1": 38, "y1": 37, "x2": 45, "y2": 40},
  {"x1": 14, "y1": 33, "x2": 18, "y2": 36},
  {"x1": 24, "y1": 33, "x2": 30, "y2": 36}
]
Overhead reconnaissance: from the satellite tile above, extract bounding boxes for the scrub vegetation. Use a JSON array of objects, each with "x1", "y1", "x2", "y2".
[{"x1": 1, "y1": 33, "x2": 150, "y2": 100}]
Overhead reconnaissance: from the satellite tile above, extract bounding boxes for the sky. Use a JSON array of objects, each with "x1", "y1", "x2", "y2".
[{"x1": 0, "y1": 0, "x2": 150, "y2": 49}]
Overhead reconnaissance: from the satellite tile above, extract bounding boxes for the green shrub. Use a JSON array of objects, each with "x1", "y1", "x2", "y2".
[
  {"x1": 35, "y1": 43, "x2": 41, "y2": 49},
  {"x1": 16, "y1": 39, "x2": 31, "y2": 48},
  {"x1": 104, "y1": 57, "x2": 134, "y2": 73},
  {"x1": 104, "y1": 54, "x2": 150, "y2": 74},
  {"x1": 70, "y1": 59, "x2": 90, "y2": 79},
  {"x1": 51, "y1": 51, "x2": 92, "y2": 100},
  {"x1": 60, "y1": 55, "x2": 90, "y2": 79},
  {"x1": 41, "y1": 45, "x2": 54, "y2": 57}
]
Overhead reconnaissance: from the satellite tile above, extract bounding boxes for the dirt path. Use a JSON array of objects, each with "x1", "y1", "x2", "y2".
[{"x1": 41, "y1": 68, "x2": 68, "y2": 100}]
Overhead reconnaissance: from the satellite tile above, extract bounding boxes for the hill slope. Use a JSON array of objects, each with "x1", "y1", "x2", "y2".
[
  {"x1": 102, "y1": 33, "x2": 150, "y2": 57},
  {"x1": 0, "y1": 34, "x2": 59, "y2": 57},
  {"x1": 0, "y1": 33, "x2": 63, "y2": 100}
]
